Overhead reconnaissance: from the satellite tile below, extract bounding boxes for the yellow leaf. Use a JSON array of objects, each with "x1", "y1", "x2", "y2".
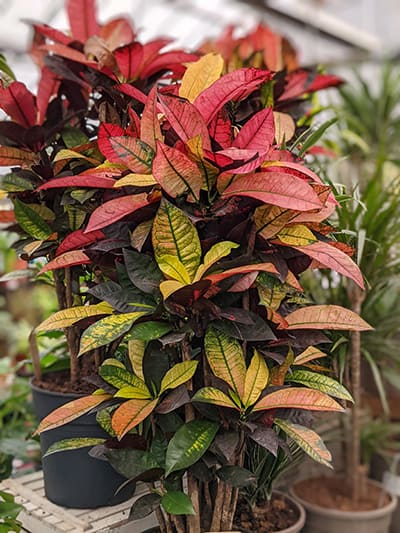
[
  {"x1": 273, "y1": 112, "x2": 295, "y2": 144},
  {"x1": 277, "y1": 224, "x2": 317, "y2": 246},
  {"x1": 205, "y1": 327, "x2": 246, "y2": 399},
  {"x1": 282, "y1": 305, "x2": 373, "y2": 331},
  {"x1": 128, "y1": 339, "x2": 146, "y2": 380},
  {"x1": 53, "y1": 149, "x2": 99, "y2": 165},
  {"x1": 243, "y1": 350, "x2": 269, "y2": 407},
  {"x1": 160, "y1": 360, "x2": 198, "y2": 395},
  {"x1": 192, "y1": 387, "x2": 240, "y2": 411},
  {"x1": 158, "y1": 254, "x2": 191, "y2": 284},
  {"x1": 114, "y1": 385, "x2": 152, "y2": 399},
  {"x1": 194, "y1": 241, "x2": 239, "y2": 281},
  {"x1": 160, "y1": 280, "x2": 185, "y2": 300},
  {"x1": 294, "y1": 346, "x2": 327, "y2": 365},
  {"x1": 255, "y1": 205, "x2": 295, "y2": 240},
  {"x1": 257, "y1": 284, "x2": 286, "y2": 312},
  {"x1": 35, "y1": 302, "x2": 113, "y2": 332},
  {"x1": 179, "y1": 53, "x2": 224, "y2": 103},
  {"x1": 114, "y1": 173, "x2": 157, "y2": 187}
]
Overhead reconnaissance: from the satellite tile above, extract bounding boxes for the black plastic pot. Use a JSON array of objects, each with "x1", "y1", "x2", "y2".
[{"x1": 31, "y1": 381, "x2": 132, "y2": 508}]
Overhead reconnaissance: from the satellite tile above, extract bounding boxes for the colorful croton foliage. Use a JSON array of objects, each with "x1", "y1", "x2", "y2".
[{"x1": 0, "y1": 1, "x2": 370, "y2": 530}]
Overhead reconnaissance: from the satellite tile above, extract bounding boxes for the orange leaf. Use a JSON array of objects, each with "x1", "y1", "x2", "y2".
[
  {"x1": 39, "y1": 250, "x2": 90, "y2": 273},
  {"x1": 253, "y1": 387, "x2": 343, "y2": 412},
  {"x1": 281, "y1": 305, "x2": 373, "y2": 331},
  {"x1": 111, "y1": 398, "x2": 158, "y2": 439},
  {"x1": 33, "y1": 393, "x2": 111, "y2": 435}
]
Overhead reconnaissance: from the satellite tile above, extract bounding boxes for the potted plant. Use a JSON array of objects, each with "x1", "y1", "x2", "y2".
[
  {"x1": 25, "y1": 18, "x2": 375, "y2": 531},
  {"x1": 0, "y1": 0, "x2": 199, "y2": 508},
  {"x1": 290, "y1": 65, "x2": 400, "y2": 532}
]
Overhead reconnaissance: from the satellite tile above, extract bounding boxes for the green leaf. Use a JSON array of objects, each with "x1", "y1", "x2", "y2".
[
  {"x1": 243, "y1": 349, "x2": 269, "y2": 407},
  {"x1": 286, "y1": 369, "x2": 353, "y2": 402},
  {"x1": 128, "y1": 339, "x2": 146, "y2": 380},
  {"x1": 274, "y1": 418, "x2": 332, "y2": 468},
  {"x1": 165, "y1": 420, "x2": 219, "y2": 477},
  {"x1": 13, "y1": 198, "x2": 52, "y2": 239},
  {"x1": 96, "y1": 407, "x2": 116, "y2": 437},
  {"x1": 217, "y1": 465, "x2": 257, "y2": 487},
  {"x1": 160, "y1": 361, "x2": 198, "y2": 395},
  {"x1": 126, "y1": 321, "x2": 172, "y2": 341},
  {"x1": 1, "y1": 171, "x2": 35, "y2": 192},
  {"x1": 161, "y1": 491, "x2": 195, "y2": 515},
  {"x1": 0, "y1": 53, "x2": 16, "y2": 82},
  {"x1": 205, "y1": 326, "x2": 246, "y2": 398},
  {"x1": 106, "y1": 448, "x2": 159, "y2": 479},
  {"x1": 99, "y1": 360, "x2": 149, "y2": 395},
  {"x1": 43, "y1": 437, "x2": 106, "y2": 458},
  {"x1": 78, "y1": 312, "x2": 147, "y2": 356},
  {"x1": 298, "y1": 117, "x2": 338, "y2": 156},
  {"x1": 114, "y1": 385, "x2": 152, "y2": 399},
  {"x1": 129, "y1": 493, "x2": 162, "y2": 520},
  {"x1": 192, "y1": 387, "x2": 240, "y2": 410},
  {"x1": 152, "y1": 200, "x2": 201, "y2": 281}
]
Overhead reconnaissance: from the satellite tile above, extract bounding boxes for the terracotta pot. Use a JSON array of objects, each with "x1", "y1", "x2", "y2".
[{"x1": 291, "y1": 478, "x2": 397, "y2": 533}]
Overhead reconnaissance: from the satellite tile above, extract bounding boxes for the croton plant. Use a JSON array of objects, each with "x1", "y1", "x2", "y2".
[{"x1": 0, "y1": 1, "x2": 371, "y2": 531}]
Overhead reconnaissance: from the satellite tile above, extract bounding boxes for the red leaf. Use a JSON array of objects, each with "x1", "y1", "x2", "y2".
[
  {"x1": 141, "y1": 39, "x2": 172, "y2": 68},
  {"x1": 280, "y1": 70, "x2": 342, "y2": 103},
  {"x1": 140, "y1": 51, "x2": 199, "y2": 79},
  {"x1": 0, "y1": 147, "x2": 36, "y2": 166},
  {"x1": 221, "y1": 172, "x2": 322, "y2": 211},
  {"x1": 98, "y1": 122, "x2": 126, "y2": 159},
  {"x1": 37, "y1": 175, "x2": 116, "y2": 190},
  {"x1": 212, "y1": 147, "x2": 263, "y2": 174},
  {"x1": 158, "y1": 93, "x2": 211, "y2": 151},
  {"x1": 141, "y1": 86, "x2": 162, "y2": 150},
  {"x1": 0, "y1": 211, "x2": 16, "y2": 224},
  {"x1": 153, "y1": 141, "x2": 204, "y2": 199},
  {"x1": 290, "y1": 241, "x2": 365, "y2": 289},
  {"x1": 36, "y1": 67, "x2": 61, "y2": 125},
  {"x1": 56, "y1": 229, "x2": 105, "y2": 255},
  {"x1": 264, "y1": 161, "x2": 324, "y2": 186},
  {"x1": 114, "y1": 83, "x2": 148, "y2": 105},
  {"x1": 233, "y1": 107, "x2": 275, "y2": 151},
  {"x1": 108, "y1": 137, "x2": 154, "y2": 173},
  {"x1": 0, "y1": 81, "x2": 36, "y2": 128},
  {"x1": 205, "y1": 262, "x2": 279, "y2": 285},
  {"x1": 66, "y1": 0, "x2": 99, "y2": 42},
  {"x1": 194, "y1": 68, "x2": 273, "y2": 124},
  {"x1": 40, "y1": 250, "x2": 91, "y2": 273},
  {"x1": 208, "y1": 110, "x2": 232, "y2": 149},
  {"x1": 114, "y1": 42, "x2": 144, "y2": 80},
  {"x1": 42, "y1": 43, "x2": 95, "y2": 65},
  {"x1": 85, "y1": 193, "x2": 156, "y2": 232},
  {"x1": 100, "y1": 17, "x2": 136, "y2": 51},
  {"x1": 307, "y1": 73, "x2": 343, "y2": 93},
  {"x1": 28, "y1": 22, "x2": 73, "y2": 46}
]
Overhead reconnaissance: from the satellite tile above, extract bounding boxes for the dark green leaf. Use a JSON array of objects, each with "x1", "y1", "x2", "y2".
[
  {"x1": 106, "y1": 448, "x2": 159, "y2": 479},
  {"x1": 165, "y1": 420, "x2": 219, "y2": 477},
  {"x1": 161, "y1": 491, "x2": 195, "y2": 515},
  {"x1": 88, "y1": 281, "x2": 156, "y2": 313},
  {"x1": 62, "y1": 126, "x2": 90, "y2": 148},
  {"x1": 217, "y1": 465, "x2": 257, "y2": 487},
  {"x1": 129, "y1": 493, "x2": 162, "y2": 520},
  {"x1": 1, "y1": 171, "x2": 36, "y2": 192},
  {"x1": 213, "y1": 313, "x2": 276, "y2": 341},
  {"x1": 126, "y1": 321, "x2": 172, "y2": 341},
  {"x1": 123, "y1": 249, "x2": 163, "y2": 294},
  {"x1": 298, "y1": 117, "x2": 338, "y2": 156}
]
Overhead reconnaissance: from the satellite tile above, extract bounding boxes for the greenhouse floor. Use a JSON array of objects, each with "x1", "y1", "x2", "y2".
[{"x1": 0, "y1": 471, "x2": 157, "y2": 532}]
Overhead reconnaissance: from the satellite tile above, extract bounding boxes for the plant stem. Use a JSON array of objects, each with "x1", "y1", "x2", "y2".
[
  {"x1": 29, "y1": 330, "x2": 42, "y2": 381},
  {"x1": 65, "y1": 267, "x2": 79, "y2": 384},
  {"x1": 348, "y1": 283, "x2": 365, "y2": 505},
  {"x1": 210, "y1": 480, "x2": 225, "y2": 531}
]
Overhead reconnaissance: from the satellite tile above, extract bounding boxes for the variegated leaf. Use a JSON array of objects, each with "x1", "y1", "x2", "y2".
[
  {"x1": 277, "y1": 224, "x2": 317, "y2": 246},
  {"x1": 160, "y1": 361, "x2": 198, "y2": 395},
  {"x1": 294, "y1": 346, "x2": 327, "y2": 365},
  {"x1": 253, "y1": 387, "x2": 344, "y2": 413},
  {"x1": 282, "y1": 305, "x2": 372, "y2": 331},
  {"x1": 274, "y1": 418, "x2": 332, "y2": 468},
  {"x1": 192, "y1": 387, "x2": 240, "y2": 410},
  {"x1": 112, "y1": 398, "x2": 158, "y2": 439},
  {"x1": 35, "y1": 302, "x2": 113, "y2": 332},
  {"x1": 43, "y1": 437, "x2": 106, "y2": 457},
  {"x1": 286, "y1": 370, "x2": 353, "y2": 402},
  {"x1": 205, "y1": 326, "x2": 246, "y2": 399},
  {"x1": 78, "y1": 312, "x2": 148, "y2": 356},
  {"x1": 194, "y1": 241, "x2": 239, "y2": 281},
  {"x1": 243, "y1": 349, "x2": 269, "y2": 407},
  {"x1": 157, "y1": 255, "x2": 191, "y2": 284}
]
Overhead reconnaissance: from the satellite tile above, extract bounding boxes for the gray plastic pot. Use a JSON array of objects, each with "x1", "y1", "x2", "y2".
[
  {"x1": 31, "y1": 380, "x2": 132, "y2": 508},
  {"x1": 291, "y1": 479, "x2": 397, "y2": 533}
]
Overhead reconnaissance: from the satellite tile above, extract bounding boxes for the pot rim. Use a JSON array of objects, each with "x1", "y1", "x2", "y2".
[
  {"x1": 273, "y1": 490, "x2": 306, "y2": 532},
  {"x1": 30, "y1": 377, "x2": 82, "y2": 400},
  {"x1": 290, "y1": 478, "x2": 397, "y2": 520}
]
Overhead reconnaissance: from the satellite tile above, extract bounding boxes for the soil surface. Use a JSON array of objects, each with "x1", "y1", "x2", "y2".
[
  {"x1": 32, "y1": 357, "x2": 99, "y2": 395},
  {"x1": 233, "y1": 493, "x2": 299, "y2": 532},
  {"x1": 294, "y1": 476, "x2": 390, "y2": 512}
]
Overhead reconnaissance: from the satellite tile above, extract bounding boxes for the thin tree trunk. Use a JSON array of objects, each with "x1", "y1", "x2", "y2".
[
  {"x1": 210, "y1": 480, "x2": 225, "y2": 531},
  {"x1": 65, "y1": 267, "x2": 79, "y2": 384},
  {"x1": 29, "y1": 330, "x2": 42, "y2": 381},
  {"x1": 348, "y1": 284, "x2": 365, "y2": 505}
]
